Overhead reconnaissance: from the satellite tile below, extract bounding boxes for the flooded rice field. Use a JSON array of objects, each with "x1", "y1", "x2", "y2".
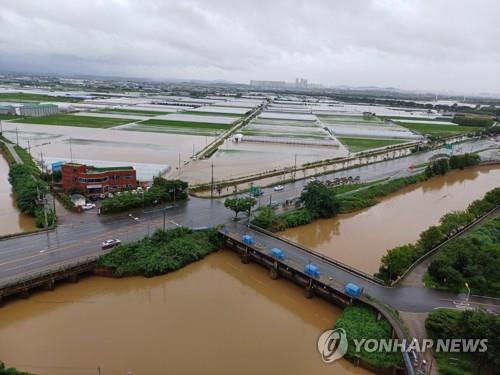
[
  {"x1": 281, "y1": 165, "x2": 500, "y2": 274},
  {"x1": 0, "y1": 251, "x2": 369, "y2": 375},
  {"x1": 1, "y1": 122, "x2": 215, "y2": 179}
]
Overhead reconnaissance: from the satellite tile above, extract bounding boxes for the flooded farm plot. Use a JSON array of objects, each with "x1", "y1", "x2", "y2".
[{"x1": 1, "y1": 122, "x2": 215, "y2": 179}]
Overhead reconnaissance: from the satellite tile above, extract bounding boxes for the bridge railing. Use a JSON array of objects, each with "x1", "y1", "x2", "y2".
[
  {"x1": 248, "y1": 223, "x2": 385, "y2": 285},
  {"x1": 0, "y1": 253, "x2": 102, "y2": 290}
]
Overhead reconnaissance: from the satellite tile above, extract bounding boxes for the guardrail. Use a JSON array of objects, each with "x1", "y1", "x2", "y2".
[
  {"x1": 248, "y1": 223, "x2": 385, "y2": 285},
  {"x1": 0, "y1": 252, "x2": 103, "y2": 292},
  {"x1": 394, "y1": 204, "x2": 499, "y2": 286}
]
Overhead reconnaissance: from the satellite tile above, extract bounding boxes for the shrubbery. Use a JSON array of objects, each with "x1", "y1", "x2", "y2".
[
  {"x1": 426, "y1": 309, "x2": 500, "y2": 374},
  {"x1": 97, "y1": 227, "x2": 223, "y2": 277},
  {"x1": 100, "y1": 177, "x2": 188, "y2": 214},
  {"x1": 376, "y1": 187, "x2": 500, "y2": 284},
  {"x1": 334, "y1": 304, "x2": 401, "y2": 368},
  {"x1": 425, "y1": 153, "x2": 480, "y2": 178},
  {"x1": 8, "y1": 163, "x2": 55, "y2": 228},
  {"x1": 427, "y1": 217, "x2": 500, "y2": 296}
]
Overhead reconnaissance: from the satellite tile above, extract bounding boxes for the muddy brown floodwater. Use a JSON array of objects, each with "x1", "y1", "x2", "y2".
[
  {"x1": 0, "y1": 251, "x2": 370, "y2": 375},
  {"x1": 281, "y1": 165, "x2": 500, "y2": 274},
  {"x1": 0, "y1": 155, "x2": 36, "y2": 236}
]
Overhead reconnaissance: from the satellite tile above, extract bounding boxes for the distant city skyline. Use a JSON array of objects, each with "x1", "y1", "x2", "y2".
[{"x1": 1, "y1": 1, "x2": 499, "y2": 94}]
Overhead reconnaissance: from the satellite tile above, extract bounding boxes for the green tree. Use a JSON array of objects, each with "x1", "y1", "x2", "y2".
[
  {"x1": 300, "y1": 181, "x2": 340, "y2": 218},
  {"x1": 417, "y1": 225, "x2": 445, "y2": 252},
  {"x1": 439, "y1": 211, "x2": 473, "y2": 236},
  {"x1": 224, "y1": 197, "x2": 256, "y2": 218},
  {"x1": 376, "y1": 244, "x2": 419, "y2": 282}
]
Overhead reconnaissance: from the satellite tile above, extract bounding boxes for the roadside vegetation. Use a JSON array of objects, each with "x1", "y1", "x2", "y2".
[
  {"x1": 425, "y1": 217, "x2": 500, "y2": 297},
  {"x1": 425, "y1": 309, "x2": 499, "y2": 375},
  {"x1": 12, "y1": 114, "x2": 132, "y2": 128},
  {"x1": 139, "y1": 119, "x2": 233, "y2": 130},
  {"x1": 0, "y1": 92, "x2": 82, "y2": 102},
  {"x1": 252, "y1": 154, "x2": 486, "y2": 238},
  {"x1": 100, "y1": 178, "x2": 188, "y2": 214},
  {"x1": 224, "y1": 197, "x2": 256, "y2": 219},
  {"x1": 376, "y1": 186, "x2": 499, "y2": 284},
  {"x1": 334, "y1": 304, "x2": 401, "y2": 368},
  {"x1": 97, "y1": 227, "x2": 223, "y2": 277},
  {"x1": 337, "y1": 137, "x2": 407, "y2": 152}
]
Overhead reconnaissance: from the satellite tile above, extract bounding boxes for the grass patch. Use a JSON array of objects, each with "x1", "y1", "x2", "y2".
[
  {"x1": 97, "y1": 227, "x2": 223, "y2": 277},
  {"x1": 14, "y1": 146, "x2": 40, "y2": 176},
  {"x1": 0, "y1": 114, "x2": 20, "y2": 120},
  {"x1": 395, "y1": 122, "x2": 482, "y2": 138},
  {"x1": 334, "y1": 304, "x2": 401, "y2": 368},
  {"x1": 12, "y1": 114, "x2": 132, "y2": 128},
  {"x1": 338, "y1": 137, "x2": 407, "y2": 152},
  {"x1": 139, "y1": 119, "x2": 233, "y2": 130},
  {"x1": 0, "y1": 92, "x2": 82, "y2": 102}
]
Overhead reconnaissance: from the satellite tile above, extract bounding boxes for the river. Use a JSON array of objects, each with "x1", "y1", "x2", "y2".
[
  {"x1": 281, "y1": 165, "x2": 500, "y2": 274},
  {"x1": 0, "y1": 154, "x2": 36, "y2": 236},
  {"x1": 0, "y1": 165, "x2": 498, "y2": 375},
  {"x1": 0, "y1": 251, "x2": 369, "y2": 375}
]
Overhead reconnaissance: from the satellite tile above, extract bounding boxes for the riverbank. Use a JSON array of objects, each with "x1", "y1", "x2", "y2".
[
  {"x1": 280, "y1": 165, "x2": 500, "y2": 275},
  {"x1": 0, "y1": 140, "x2": 37, "y2": 236},
  {"x1": 377, "y1": 186, "x2": 499, "y2": 285},
  {"x1": 253, "y1": 153, "x2": 482, "y2": 233}
]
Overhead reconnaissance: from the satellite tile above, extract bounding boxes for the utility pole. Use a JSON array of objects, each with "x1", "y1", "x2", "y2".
[
  {"x1": 69, "y1": 137, "x2": 73, "y2": 162},
  {"x1": 210, "y1": 162, "x2": 214, "y2": 199},
  {"x1": 27, "y1": 139, "x2": 31, "y2": 156},
  {"x1": 293, "y1": 153, "x2": 297, "y2": 182},
  {"x1": 16, "y1": 127, "x2": 19, "y2": 145}
]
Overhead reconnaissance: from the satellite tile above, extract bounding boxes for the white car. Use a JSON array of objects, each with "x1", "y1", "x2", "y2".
[
  {"x1": 83, "y1": 203, "x2": 96, "y2": 210},
  {"x1": 102, "y1": 238, "x2": 121, "y2": 250},
  {"x1": 273, "y1": 185, "x2": 284, "y2": 191}
]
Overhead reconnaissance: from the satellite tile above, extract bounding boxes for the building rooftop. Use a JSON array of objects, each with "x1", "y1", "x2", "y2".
[{"x1": 64, "y1": 162, "x2": 135, "y2": 173}]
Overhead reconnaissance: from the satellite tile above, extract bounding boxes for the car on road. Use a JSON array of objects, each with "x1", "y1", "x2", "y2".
[
  {"x1": 273, "y1": 185, "x2": 284, "y2": 191},
  {"x1": 83, "y1": 203, "x2": 96, "y2": 210},
  {"x1": 101, "y1": 238, "x2": 121, "y2": 250}
]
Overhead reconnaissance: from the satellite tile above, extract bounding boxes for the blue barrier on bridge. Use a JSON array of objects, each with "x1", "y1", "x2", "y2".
[
  {"x1": 242, "y1": 234, "x2": 255, "y2": 245},
  {"x1": 345, "y1": 282, "x2": 363, "y2": 298},
  {"x1": 304, "y1": 263, "x2": 320, "y2": 278},
  {"x1": 270, "y1": 247, "x2": 285, "y2": 260}
]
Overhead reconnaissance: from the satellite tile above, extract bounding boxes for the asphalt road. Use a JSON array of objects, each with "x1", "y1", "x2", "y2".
[
  {"x1": 226, "y1": 222, "x2": 500, "y2": 314},
  {"x1": 0, "y1": 138, "x2": 498, "y2": 313}
]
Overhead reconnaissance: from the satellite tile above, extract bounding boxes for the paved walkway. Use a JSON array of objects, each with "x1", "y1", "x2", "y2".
[{"x1": 1, "y1": 141, "x2": 22, "y2": 164}]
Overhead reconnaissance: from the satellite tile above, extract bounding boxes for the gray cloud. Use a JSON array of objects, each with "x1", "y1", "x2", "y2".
[{"x1": 0, "y1": 0, "x2": 499, "y2": 93}]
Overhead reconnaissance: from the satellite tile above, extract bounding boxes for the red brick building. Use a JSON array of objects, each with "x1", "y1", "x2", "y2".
[{"x1": 61, "y1": 163, "x2": 138, "y2": 196}]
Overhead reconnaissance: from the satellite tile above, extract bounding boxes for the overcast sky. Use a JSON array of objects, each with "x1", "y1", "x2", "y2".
[{"x1": 0, "y1": 0, "x2": 499, "y2": 93}]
